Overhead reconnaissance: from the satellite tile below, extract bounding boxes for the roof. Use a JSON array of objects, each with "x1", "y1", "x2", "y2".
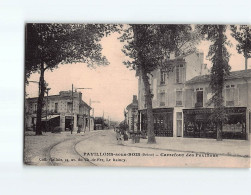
[
  {"x1": 186, "y1": 69, "x2": 251, "y2": 84},
  {"x1": 126, "y1": 101, "x2": 138, "y2": 110},
  {"x1": 80, "y1": 100, "x2": 92, "y2": 110}
]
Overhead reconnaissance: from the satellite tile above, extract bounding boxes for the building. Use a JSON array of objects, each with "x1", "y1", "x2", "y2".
[
  {"x1": 138, "y1": 52, "x2": 209, "y2": 137},
  {"x1": 184, "y1": 69, "x2": 251, "y2": 140},
  {"x1": 94, "y1": 117, "x2": 105, "y2": 130},
  {"x1": 126, "y1": 95, "x2": 138, "y2": 132},
  {"x1": 25, "y1": 91, "x2": 92, "y2": 132}
]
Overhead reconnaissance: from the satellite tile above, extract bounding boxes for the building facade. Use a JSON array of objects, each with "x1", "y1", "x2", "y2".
[
  {"x1": 25, "y1": 91, "x2": 92, "y2": 132},
  {"x1": 138, "y1": 52, "x2": 209, "y2": 137},
  {"x1": 137, "y1": 50, "x2": 251, "y2": 140},
  {"x1": 126, "y1": 95, "x2": 138, "y2": 132},
  {"x1": 184, "y1": 69, "x2": 251, "y2": 140}
]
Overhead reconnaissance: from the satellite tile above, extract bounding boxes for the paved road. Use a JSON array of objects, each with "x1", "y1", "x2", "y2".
[{"x1": 44, "y1": 130, "x2": 250, "y2": 167}]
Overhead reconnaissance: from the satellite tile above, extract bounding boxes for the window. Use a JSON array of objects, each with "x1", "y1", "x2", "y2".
[
  {"x1": 225, "y1": 85, "x2": 235, "y2": 106},
  {"x1": 55, "y1": 103, "x2": 58, "y2": 113},
  {"x1": 195, "y1": 88, "x2": 203, "y2": 107},
  {"x1": 176, "y1": 64, "x2": 184, "y2": 83},
  {"x1": 67, "y1": 102, "x2": 73, "y2": 113},
  {"x1": 160, "y1": 70, "x2": 167, "y2": 85},
  {"x1": 176, "y1": 90, "x2": 183, "y2": 106},
  {"x1": 159, "y1": 92, "x2": 165, "y2": 106}
]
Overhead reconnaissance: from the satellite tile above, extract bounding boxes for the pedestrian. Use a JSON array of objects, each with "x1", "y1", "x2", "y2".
[
  {"x1": 70, "y1": 122, "x2": 73, "y2": 134},
  {"x1": 77, "y1": 125, "x2": 81, "y2": 133},
  {"x1": 116, "y1": 128, "x2": 123, "y2": 145}
]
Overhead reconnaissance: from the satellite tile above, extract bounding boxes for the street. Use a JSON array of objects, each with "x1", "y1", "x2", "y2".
[{"x1": 25, "y1": 129, "x2": 250, "y2": 168}]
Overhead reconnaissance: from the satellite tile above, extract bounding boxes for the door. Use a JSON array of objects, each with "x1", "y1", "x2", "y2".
[{"x1": 176, "y1": 112, "x2": 182, "y2": 137}]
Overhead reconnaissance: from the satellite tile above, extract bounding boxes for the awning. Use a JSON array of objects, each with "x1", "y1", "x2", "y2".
[{"x1": 41, "y1": 115, "x2": 60, "y2": 121}]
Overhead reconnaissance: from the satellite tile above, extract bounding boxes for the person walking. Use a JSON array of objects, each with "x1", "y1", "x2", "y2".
[{"x1": 70, "y1": 121, "x2": 73, "y2": 134}]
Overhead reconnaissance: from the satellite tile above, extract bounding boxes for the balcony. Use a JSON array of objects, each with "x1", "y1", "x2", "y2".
[{"x1": 195, "y1": 102, "x2": 203, "y2": 108}]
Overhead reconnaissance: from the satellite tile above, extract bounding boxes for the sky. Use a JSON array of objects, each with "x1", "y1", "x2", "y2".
[{"x1": 26, "y1": 26, "x2": 251, "y2": 122}]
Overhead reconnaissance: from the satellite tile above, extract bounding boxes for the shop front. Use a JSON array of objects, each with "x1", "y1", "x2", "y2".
[
  {"x1": 139, "y1": 108, "x2": 173, "y2": 137},
  {"x1": 183, "y1": 107, "x2": 247, "y2": 140}
]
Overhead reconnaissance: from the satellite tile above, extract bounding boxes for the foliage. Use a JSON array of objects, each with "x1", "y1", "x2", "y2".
[
  {"x1": 25, "y1": 23, "x2": 116, "y2": 82},
  {"x1": 119, "y1": 24, "x2": 198, "y2": 143},
  {"x1": 25, "y1": 23, "x2": 117, "y2": 135},
  {"x1": 120, "y1": 24, "x2": 198, "y2": 72},
  {"x1": 196, "y1": 25, "x2": 231, "y2": 140},
  {"x1": 119, "y1": 120, "x2": 128, "y2": 131},
  {"x1": 230, "y1": 25, "x2": 251, "y2": 69}
]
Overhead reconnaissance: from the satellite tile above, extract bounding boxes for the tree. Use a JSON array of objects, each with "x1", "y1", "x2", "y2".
[
  {"x1": 120, "y1": 24, "x2": 197, "y2": 143},
  {"x1": 25, "y1": 23, "x2": 115, "y2": 135},
  {"x1": 231, "y1": 25, "x2": 251, "y2": 70},
  {"x1": 197, "y1": 25, "x2": 231, "y2": 141}
]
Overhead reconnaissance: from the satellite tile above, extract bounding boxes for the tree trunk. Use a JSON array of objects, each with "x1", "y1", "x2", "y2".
[
  {"x1": 36, "y1": 62, "x2": 45, "y2": 135},
  {"x1": 245, "y1": 56, "x2": 248, "y2": 70},
  {"x1": 216, "y1": 25, "x2": 224, "y2": 141},
  {"x1": 216, "y1": 122, "x2": 223, "y2": 141},
  {"x1": 141, "y1": 68, "x2": 156, "y2": 144}
]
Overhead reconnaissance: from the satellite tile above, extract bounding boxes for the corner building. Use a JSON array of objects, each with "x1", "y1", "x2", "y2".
[
  {"x1": 138, "y1": 52, "x2": 209, "y2": 137},
  {"x1": 25, "y1": 91, "x2": 92, "y2": 132}
]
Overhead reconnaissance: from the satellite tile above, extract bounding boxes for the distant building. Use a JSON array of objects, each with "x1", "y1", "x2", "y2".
[
  {"x1": 94, "y1": 117, "x2": 105, "y2": 130},
  {"x1": 25, "y1": 91, "x2": 92, "y2": 132},
  {"x1": 126, "y1": 95, "x2": 138, "y2": 132},
  {"x1": 138, "y1": 52, "x2": 209, "y2": 137}
]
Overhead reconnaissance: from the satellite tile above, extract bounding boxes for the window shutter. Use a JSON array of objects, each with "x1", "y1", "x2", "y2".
[
  {"x1": 166, "y1": 91, "x2": 168, "y2": 106},
  {"x1": 203, "y1": 88, "x2": 207, "y2": 107},
  {"x1": 182, "y1": 90, "x2": 184, "y2": 106}
]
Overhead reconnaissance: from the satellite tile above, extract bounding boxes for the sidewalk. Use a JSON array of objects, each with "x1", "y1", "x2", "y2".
[{"x1": 124, "y1": 136, "x2": 251, "y2": 158}]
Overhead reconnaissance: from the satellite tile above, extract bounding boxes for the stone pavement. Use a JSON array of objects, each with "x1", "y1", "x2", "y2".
[{"x1": 124, "y1": 136, "x2": 251, "y2": 157}]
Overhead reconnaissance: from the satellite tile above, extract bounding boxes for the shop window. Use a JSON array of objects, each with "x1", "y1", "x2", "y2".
[
  {"x1": 225, "y1": 85, "x2": 235, "y2": 106},
  {"x1": 176, "y1": 90, "x2": 183, "y2": 106},
  {"x1": 176, "y1": 64, "x2": 184, "y2": 83}
]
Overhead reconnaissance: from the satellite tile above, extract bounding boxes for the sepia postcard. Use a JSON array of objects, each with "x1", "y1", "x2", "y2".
[{"x1": 24, "y1": 23, "x2": 251, "y2": 167}]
